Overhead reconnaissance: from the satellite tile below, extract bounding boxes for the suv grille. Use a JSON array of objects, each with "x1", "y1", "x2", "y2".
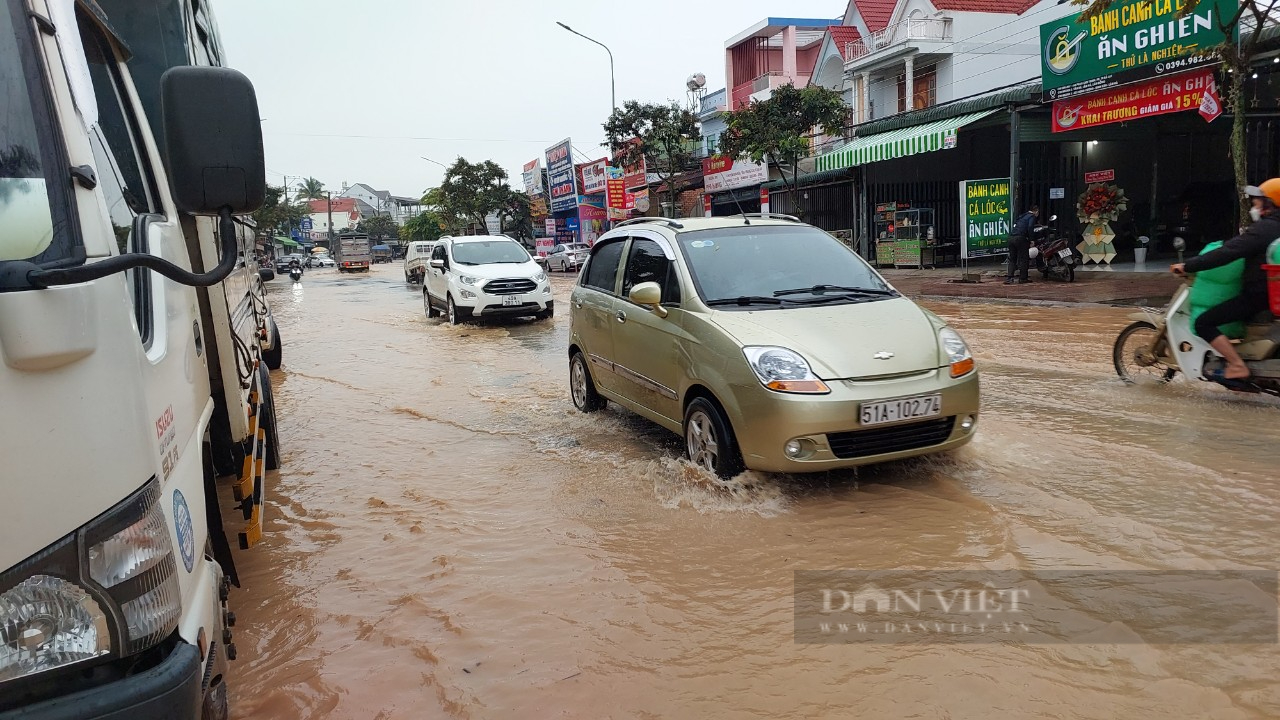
[
  {"x1": 484, "y1": 278, "x2": 537, "y2": 295},
  {"x1": 826, "y1": 417, "x2": 956, "y2": 460}
]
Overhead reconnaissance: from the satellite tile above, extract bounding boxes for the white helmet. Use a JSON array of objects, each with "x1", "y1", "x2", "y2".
[{"x1": 1028, "y1": 246, "x2": 1040, "y2": 259}]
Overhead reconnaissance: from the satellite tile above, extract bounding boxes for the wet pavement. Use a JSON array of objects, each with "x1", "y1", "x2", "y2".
[{"x1": 229, "y1": 263, "x2": 1280, "y2": 720}]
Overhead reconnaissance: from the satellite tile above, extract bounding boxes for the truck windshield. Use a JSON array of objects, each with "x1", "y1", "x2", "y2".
[
  {"x1": 451, "y1": 240, "x2": 529, "y2": 265},
  {"x1": 0, "y1": 0, "x2": 73, "y2": 264}
]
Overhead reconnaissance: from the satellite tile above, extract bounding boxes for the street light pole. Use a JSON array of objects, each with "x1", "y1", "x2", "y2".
[{"x1": 556, "y1": 22, "x2": 615, "y2": 115}]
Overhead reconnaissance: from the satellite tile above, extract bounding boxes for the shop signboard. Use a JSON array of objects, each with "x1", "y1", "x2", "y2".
[
  {"x1": 1039, "y1": 0, "x2": 1236, "y2": 100},
  {"x1": 544, "y1": 219, "x2": 556, "y2": 236},
  {"x1": 760, "y1": 188, "x2": 769, "y2": 213},
  {"x1": 894, "y1": 239, "x2": 923, "y2": 266},
  {"x1": 1085, "y1": 169, "x2": 1115, "y2": 183},
  {"x1": 615, "y1": 138, "x2": 648, "y2": 190},
  {"x1": 530, "y1": 196, "x2": 548, "y2": 217},
  {"x1": 1050, "y1": 188, "x2": 1066, "y2": 199},
  {"x1": 578, "y1": 203, "x2": 608, "y2": 246},
  {"x1": 1052, "y1": 69, "x2": 1216, "y2": 132},
  {"x1": 701, "y1": 155, "x2": 769, "y2": 193},
  {"x1": 579, "y1": 158, "x2": 609, "y2": 195},
  {"x1": 522, "y1": 158, "x2": 544, "y2": 195},
  {"x1": 546, "y1": 138, "x2": 578, "y2": 213},
  {"x1": 960, "y1": 177, "x2": 1012, "y2": 260},
  {"x1": 536, "y1": 238, "x2": 555, "y2": 257},
  {"x1": 633, "y1": 189, "x2": 651, "y2": 213}
]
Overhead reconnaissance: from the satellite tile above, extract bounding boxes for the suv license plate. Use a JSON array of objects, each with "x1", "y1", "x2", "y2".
[
  {"x1": 859, "y1": 394, "x2": 942, "y2": 426},
  {"x1": 502, "y1": 295, "x2": 523, "y2": 307}
]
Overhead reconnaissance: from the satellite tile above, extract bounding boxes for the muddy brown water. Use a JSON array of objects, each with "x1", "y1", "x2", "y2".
[{"x1": 229, "y1": 264, "x2": 1280, "y2": 719}]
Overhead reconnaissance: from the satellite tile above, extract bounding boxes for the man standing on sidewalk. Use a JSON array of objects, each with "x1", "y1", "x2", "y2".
[{"x1": 1005, "y1": 204, "x2": 1039, "y2": 284}]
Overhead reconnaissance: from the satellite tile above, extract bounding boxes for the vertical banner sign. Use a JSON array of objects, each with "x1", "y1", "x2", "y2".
[
  {"x1": 606, "y1": 167, "x2": 628, "y2": 220},
  {"x1": 1039, "y1": 0, "x2": 1236, "y2": 101},
  {"x1": 544, "y1": 219, "x2": 556, "y2": 236},
  {"x1": 703, "y1": 194, "x2": 712, "y2": 217},
  {"x1": 619, "y1": 138, "x2": 648, "y2": 191},
  {"x1": 546, "y1": 138, "x2": 578, "y2": 213},
  {"x1": 960, "y1": 178, "x2": 1011, "y2": 260},
  {"x1": 522, "y1": 158, "x2": 543, "y2": 195},
  {"x1": 760, "y1": 188, "x2": 770, "y2": 213}
]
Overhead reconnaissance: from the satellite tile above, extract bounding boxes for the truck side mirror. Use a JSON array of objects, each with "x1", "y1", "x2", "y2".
[{"x1": 160, "y1": 66, "x2": 266, "y2": 216}]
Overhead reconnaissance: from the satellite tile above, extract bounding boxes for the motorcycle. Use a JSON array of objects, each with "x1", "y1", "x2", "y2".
[
  {"x1": 1029, "y1": 215, "x2": 1079, "y2": 283},
  {"x1": 1112, "y1": 282, "x2": 1280, "y2": 397},
  {"x1": 289, "y1": 266, "x2": 303, "y2": 282}
]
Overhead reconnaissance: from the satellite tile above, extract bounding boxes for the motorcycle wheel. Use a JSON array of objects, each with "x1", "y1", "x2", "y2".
[{"x1": 1113, "y1": 320, "x2": 1178, "y2": 383}]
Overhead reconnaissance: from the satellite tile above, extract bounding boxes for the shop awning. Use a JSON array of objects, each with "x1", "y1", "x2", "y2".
[
  {"x1": 815, "y1": 109, "x2": 1000, "y2": 172},
  {"x1": 275, "y1": 236, "x2": 300, "y2": 248}
]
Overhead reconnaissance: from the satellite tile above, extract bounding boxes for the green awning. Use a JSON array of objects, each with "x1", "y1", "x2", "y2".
[
  {"x1": 275, "y1": 236, "x2": 299, "y2": 248},
  {"x1": 815, "y1": 109, "x2": 1000, "y2": 172}
]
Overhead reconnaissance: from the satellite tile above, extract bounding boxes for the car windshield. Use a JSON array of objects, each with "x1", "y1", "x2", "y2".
[
  {"x1": 0, "y1": 0, "x2": 70, "y2": 264},
  {"x1": 677, "y1": 226, "x2": 894, "y2": 307},
  {"x1": 451, "y1": 240, "x2": 529, "y2": 265}
]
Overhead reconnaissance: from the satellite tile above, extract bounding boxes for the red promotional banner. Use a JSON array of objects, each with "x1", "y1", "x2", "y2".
[
  {"x1": 616, "y1": 138, "x2": 648, "y2": 190},
  {"x1": 606, "y1": 178, "x2": 626, "y2": 209},
  {"x1": 1085, "y1": 169, "x2": 1115, "y2": 184},
  {"x1": 1052, "y1": 69, "x2": 1216, "y2": 133}
]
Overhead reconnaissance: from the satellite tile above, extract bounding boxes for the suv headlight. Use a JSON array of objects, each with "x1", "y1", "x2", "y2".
[
  {"x1": 0, "y1": 479, "x2": 181, "y2": 683},
  {"x1": 939, "y1": 327, "x2": 975, "y2": 377},
  {"x1": 533, "y1": 271, "x2": 547, "y2": 282},
  {"x1": 459, "y1": 275, "x2": 479, "y2": 286},
  {"x1": 743, "y1": 346, "x2": 830, "y2": 394}
]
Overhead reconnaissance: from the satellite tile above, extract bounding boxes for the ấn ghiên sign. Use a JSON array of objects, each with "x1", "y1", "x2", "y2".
[
  {"x1": 1053, "y1": 69, "x2": 1215, "y2": 132},
  {"x1": 1040, "y1": 0, "x2": 1236, "y2": 101},
  {"x1": 960, "y1": 178, "x2": 1011, "y2": 260}
]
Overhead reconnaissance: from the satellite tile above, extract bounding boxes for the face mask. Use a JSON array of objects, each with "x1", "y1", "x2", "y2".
[{"x1": 1250, "y1": 207, "x2": 1263, "y2": 223}]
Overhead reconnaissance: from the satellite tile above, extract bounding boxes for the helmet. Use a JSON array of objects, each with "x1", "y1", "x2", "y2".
[
  {"x1": 1028, "y1": 246, "x2": 1040, "y2": 259},
  {"x1": 1244, "y1": 179, "x2": 1280, "y2": 206}
]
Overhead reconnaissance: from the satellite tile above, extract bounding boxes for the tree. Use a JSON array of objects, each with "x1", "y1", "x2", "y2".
[
  {"x1": 1075, "y1": 0, "x2": 1275, "y2": 225},
  {"x1": 294, "y1": 177, "x2": 326, "y2": 201},
  {"x1": 401, "y1": 211, "x2": 447, "y2": 244},
  {"x1": 719, "y1": 84, "x2": 847, "y2": 220},
  {"x1": 497, "y1": 189, "x2": 533, "y2": 242},
  {"x1": 252, "y1": 184, "x2": 312, "y2": 238},
  {"x1": 357, "y1": 214, "x2": 399, "y2": 243},
  {"x1": 419, "y1": 187, "x2": 465, "y2": 234},
  {"x1": 604, "y1": 101, "x2": 700, "y2": 217},
  {"x1": 438, "y1": 158, "x2": 512, "y2": 234}
]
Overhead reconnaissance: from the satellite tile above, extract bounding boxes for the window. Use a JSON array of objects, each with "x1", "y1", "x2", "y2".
[
  {"x1": 622, "y1": 239, "x2": 680, "y2": 304},
  {"x1": 897, "y1": 67, "x2": 937, "y2": 113},
  {"x1": 81, "y1": 8, "x2": 160, "y2": 343},
  {"x1": 581, "y1": 238, "x2": 626, "y2": 293},
  {"x1": 432, "y1": 244, "x2": 447, "y2": 265}
]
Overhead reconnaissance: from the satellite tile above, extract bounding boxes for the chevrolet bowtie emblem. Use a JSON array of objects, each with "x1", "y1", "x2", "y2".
[{"x1": 873, "y1": 351, "x2": 894, "y2": 360}]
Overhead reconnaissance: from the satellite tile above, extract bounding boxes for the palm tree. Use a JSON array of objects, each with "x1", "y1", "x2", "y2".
[{"x1": 295, "y1": 177, "x2": 326, "y2": 201}]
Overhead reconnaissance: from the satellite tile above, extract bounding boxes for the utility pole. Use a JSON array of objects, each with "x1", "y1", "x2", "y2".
[{"x1": 325, "y1": 190, "x2": 334, "y2": 250}]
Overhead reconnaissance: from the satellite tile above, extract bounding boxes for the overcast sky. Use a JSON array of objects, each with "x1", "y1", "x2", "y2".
[{"x1": 215, "y1": 0, "x2": 842, "y2": 200}]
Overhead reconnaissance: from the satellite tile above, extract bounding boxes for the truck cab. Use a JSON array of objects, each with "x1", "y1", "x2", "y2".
[{"x1": 0, "y1": 1, "x2": 278, "y2": 717}]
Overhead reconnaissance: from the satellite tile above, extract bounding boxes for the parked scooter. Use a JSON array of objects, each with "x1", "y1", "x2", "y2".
[
  {"x1": 1112, "y1": 283, "x2": 1280, "y2": 397},
  {"x1": 1029, "y1": 215, "x2": 1079, "y2": 282}
]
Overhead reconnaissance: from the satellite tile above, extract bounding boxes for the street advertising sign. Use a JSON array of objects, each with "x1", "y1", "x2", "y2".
[
  {"x1": 1052, "y1": 69, "x2": 1216, "y2": 132},
  {"x1": 522, "y1": 158, "x2": 543, "y2": 195},
  {"x1": 702, "y1": 155, "x2": 769, "y2": 193},
  {"x1": 536, "y1": 238, "x2": 555, "y2": 257},
  {"x1": 760, "y1": 187, "x2": 770, "y2": 213},
  {"x1": 1050, "y1": 187, "x2": 1066, "y2": 199},
  {"x1": 1039, "y1": 0, "x2": 1237, "y2": 100},
  {"x1": 578, "y1": 203, "x2": 607, "y2": 245},
  {"x1": 960, "y1": 177, "x2": 1012, "y2": 260},
  {"x1": 617, "y1": 138, "x2": 648, "y2": 190},
  {"x1": 703, "y1": 194, "x2": 713, "y2": 217},
  {"x1": 606, "y1": 174, "x2": 628, "y2": 220},
  {"x1": 579, "y1": 158, "x2": 609, "y2": 195},
  {"x1": 633, "y1": 188, "x2": 651, "y2": 213},
  {"x1": 546, "y1": 138, "x2": 578, "y2": 213},
  {"x1": 300, "y1": 217, "x2": 313, "y2": 231},
  {"x1": 530, "y1": 195, "x2": 548, "y2": 217},
  {"x1": 1085, "y1": 169, "x2": 1115, "y2": 183},
  {"x1": 1199, "y1": 83, "x2": 1223, "y2": 122},
  {"x1": 544, "y1": 219, "x2": 556, "y2": 236}
]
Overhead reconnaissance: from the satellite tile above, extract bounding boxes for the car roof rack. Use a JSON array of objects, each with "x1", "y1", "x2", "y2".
[
  {"x1": 612, "y1": 217, "x2": 684, "y2": 230},
  {"x1": 730, "y1": 213, "x2": 802, "y2": 223}
]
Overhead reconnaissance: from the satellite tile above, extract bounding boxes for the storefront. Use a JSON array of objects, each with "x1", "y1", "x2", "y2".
[{"x1": 702, "y1": 155, "x2": 767, "y2": 217}]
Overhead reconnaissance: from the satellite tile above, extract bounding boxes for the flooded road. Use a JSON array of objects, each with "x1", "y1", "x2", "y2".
[{"x1": 230, "y1": 264, "x2": 1280, "y2": 719}]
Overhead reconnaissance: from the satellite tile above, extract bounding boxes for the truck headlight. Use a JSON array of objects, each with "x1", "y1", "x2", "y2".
[
  {"x1": 939, "y1": 327, "x2": 975, "y2": 377},
  {"x1": 743, "y1": 346, "x2": 830, "y2": 394},
  {"x1": 0, "y1": 479, "x2": 181, "y2": 684}
]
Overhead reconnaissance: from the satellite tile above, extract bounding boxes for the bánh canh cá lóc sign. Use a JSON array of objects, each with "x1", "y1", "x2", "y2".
[
  {"x1": 960, "y1": 178, "x2": 1011, "y2": 260},
  {"x1": 1053, "y1": 68, "x2": 1216, "y2": 131}
]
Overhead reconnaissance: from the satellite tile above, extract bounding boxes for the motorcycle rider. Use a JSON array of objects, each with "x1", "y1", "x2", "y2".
[
  {"x1": 1171, "y1": 181, "x2": 1280, "y2": 381},
  {"x1": 1005, "y1": 204, "x2": 1039, "y2": 285}
]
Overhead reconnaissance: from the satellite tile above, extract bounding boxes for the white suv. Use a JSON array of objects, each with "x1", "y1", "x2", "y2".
[{"x1": 424, "y1": 235, "x2": 553, "y2": 324}]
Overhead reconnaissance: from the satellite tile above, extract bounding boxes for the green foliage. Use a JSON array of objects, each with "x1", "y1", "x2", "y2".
[
  {"x1": 497, "y1": 190, "x2": 532, "y2": 241},
  {"x1": 402, "y1": 211, "x2": 447, "y2": 243},
  {"x1": 294, "y1": 177, "x2": 326, "y2": 200},
  {"x1": 252, "y1": 185, "x2": 312, "y2": 237},
  {"x1": 439, "y1": 158, "x2": 513, "y2": 234},
  {"x1": 356, "y1": 213, "x2": 399, "y2": 242},
  {"x1": 604, "y1": 101, "x2": 700, "y2": 215},
  {"x1": 720, "y1": 84, "x2": 847, "y2": 217}
]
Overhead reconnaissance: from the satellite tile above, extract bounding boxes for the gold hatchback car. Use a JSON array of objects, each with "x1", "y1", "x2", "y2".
[{"x1": 568, "y1": 215, "x2": 979, "y2": 477}]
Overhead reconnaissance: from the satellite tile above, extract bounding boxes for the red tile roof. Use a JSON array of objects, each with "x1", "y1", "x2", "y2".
[
  {"x1": 854, "y1": 0, "x2": 897, "y2": 32},
  {"x1": 308, "y1": 198, "x2": 358, "y2": 214},
  {"x1": 829, "y1": 25, "x2": 862, "y2": 48},
  {"x1": 931, "y1": 0, "x2": 1037, "y2": 13}
]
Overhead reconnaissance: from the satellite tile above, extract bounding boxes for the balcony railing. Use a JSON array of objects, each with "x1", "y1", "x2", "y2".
[
  {"x1": 699, "y1": 88, "x2": 727, "y2": 115},
  {"x1": 844, "y1": 17, "x2": 952, "y2": 62},
  {"x1": 752, "y1": 71, "x2": 783, "y2": 93}
]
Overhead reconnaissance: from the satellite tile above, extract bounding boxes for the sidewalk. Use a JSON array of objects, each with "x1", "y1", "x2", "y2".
[{"x1": 879, "y1": 266, "x2": 1181, "y2": 305}]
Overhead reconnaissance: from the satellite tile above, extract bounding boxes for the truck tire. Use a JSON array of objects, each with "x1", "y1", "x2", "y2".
[
  {"x1": 262, "y1": 319, "x2": 282, "y2": 370},
  {"x1": 259, "y1": 364, "x2": 281, "y2": 471}
]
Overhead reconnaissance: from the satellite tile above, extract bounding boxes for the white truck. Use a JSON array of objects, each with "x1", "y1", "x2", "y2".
[{"x1": 0, "y1": 0, "x2": 280, "y2": 717}]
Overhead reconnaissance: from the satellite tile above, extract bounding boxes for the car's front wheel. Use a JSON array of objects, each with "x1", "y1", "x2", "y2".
[
  {"x1": 446, "y1": 295, "x2": 471, "y2": 325},
  {"x1": 684, "y1": 397, "x2": 744, "y2": 479},
  {"x1": 570, "y1": 351, "x2": 606, "y2": 412}
]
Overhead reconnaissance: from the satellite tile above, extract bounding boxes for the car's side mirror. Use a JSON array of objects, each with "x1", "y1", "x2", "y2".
[
  {"x1": 629, "y1": 282, "x2": 667, "y2": 318},
  {"x1": 430, "y1": 259, "x2": 445, "y2": 269},
  {"x1": 161, "y1": 66, "x2": 266, "y2": 215}
]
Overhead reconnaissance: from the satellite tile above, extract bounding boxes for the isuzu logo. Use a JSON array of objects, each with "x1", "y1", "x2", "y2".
[{"x1": 873, "y1": 351, "x2": 894, "y2": 360}]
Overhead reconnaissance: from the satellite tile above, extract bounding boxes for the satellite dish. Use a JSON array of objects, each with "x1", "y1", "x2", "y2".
[{"x1": 686, "y1": 73, "x2": 706, "y2": 91}]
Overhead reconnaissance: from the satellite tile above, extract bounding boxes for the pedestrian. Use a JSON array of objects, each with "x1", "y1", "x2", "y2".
[{"x1": 1006, "y1": 204, "x2": 1039, "y2": 284}]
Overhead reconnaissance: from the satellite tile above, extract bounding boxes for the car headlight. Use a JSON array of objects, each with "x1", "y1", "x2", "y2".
[
  {"x1": 533, "y1": 271, "x2": 547, "y2": 282},
  {"x1": 939, "y1": 327, "x2": 975, "y2": 377},
  {"x1": 459, "y1": 275, "x2": 479, "y2": 286},
  {"x1": 0, "y1": 479, "x2": 181, "y2": 683},
  {"x1": 742, "y1": 346, "x2": 830, "y2": 394}
]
